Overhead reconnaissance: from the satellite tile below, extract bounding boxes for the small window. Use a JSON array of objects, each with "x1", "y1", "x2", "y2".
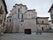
[
  {"x1": 22, "y1": 14, "x2": 23, "y2": 19},
  {"x1": 7, "y1": 20, "x2": 8, "y2": 22},
  {"x1": 36, "y1": 19, "x2": 39, "y2": 24},
  {"x1": 9, "y1": 19, "x2": 11, "y2": 22},
  {"x1": 21, "y1": 14, "x2": 24, "y2": 22},
  {"x1": 42, "y1": 27, "x2": 44, "y2": 31},
  {"x1": 18, "y1": 8, "x2": 20, "y2": 13},
  {"x1": 42, "y1": 21, "x2": 44, "y2": 24}
]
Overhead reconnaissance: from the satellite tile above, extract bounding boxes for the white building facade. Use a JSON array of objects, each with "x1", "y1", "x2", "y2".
[{"x1": 36, "y1": 17, "x2": 50, "y2": 31}]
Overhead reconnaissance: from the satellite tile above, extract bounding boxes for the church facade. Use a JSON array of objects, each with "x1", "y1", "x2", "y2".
[{"x1": 7, "y1": 4, "x2": 37, "y2": 33}]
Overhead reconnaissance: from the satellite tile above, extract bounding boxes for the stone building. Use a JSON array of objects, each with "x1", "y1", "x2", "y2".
[
  {"x1": 0, "y1": 0, "x2": 8, "y2": 32},
  {"x1": 48, "y1": 4, "x2": 53, "y2": 23},
  {"x1": 23, "y1": 10, "x2": 37, "y2": 32},
  {"x1": 6, "y1": 16, "x2": 12, "y2": 32},
  {"x1": 48, "y1": 4, "x2": 53, "y2": 30},
  {"x1": 36, "y1": 17, "x2": 50, "y2": 31},
  {"x1": 7, "y1": 4, "x2": 37, "y2": 33}
]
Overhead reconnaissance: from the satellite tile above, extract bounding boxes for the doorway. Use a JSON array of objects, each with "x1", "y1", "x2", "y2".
[{"x1": 24, "y1": 29, "x2": 31, "y2": 34}]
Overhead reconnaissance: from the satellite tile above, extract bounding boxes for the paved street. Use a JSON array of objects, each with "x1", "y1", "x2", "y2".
[{"x1": 0, "y1": 33, "x2": 53, "y2": 40}]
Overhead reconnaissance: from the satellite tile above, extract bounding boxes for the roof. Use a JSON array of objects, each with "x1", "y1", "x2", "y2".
[
  {"x1": 2, "y1": 0, "x2": 8, "y2": 14},
  {"x1": 13, "y1": 4, "x2": 27, "y2": 9},
  {"x1": 27, "y1": 9, "x2": 35, "y2": 11},
  {"x1": 36, "y1": 17, "x2": 49, "y2": 19},
  {"x1": 37, "y1": 23, "x2": 49, "y2": 25},
  {"x1": 48, "y1": 4, "x2": 53, "y2": 12}
]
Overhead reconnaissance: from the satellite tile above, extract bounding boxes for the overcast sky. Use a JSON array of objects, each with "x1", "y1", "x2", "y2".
[{"x1": 5, "y1": 0, "x2": 53, "y2": 19}]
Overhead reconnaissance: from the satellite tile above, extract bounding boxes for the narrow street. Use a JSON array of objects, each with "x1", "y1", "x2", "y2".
[{"x1": 0, "y1": 33, "x2": 53, "y2": 40}]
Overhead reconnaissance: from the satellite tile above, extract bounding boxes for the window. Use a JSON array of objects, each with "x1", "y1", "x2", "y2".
[
  {"x1": 36, "y1": 19, "x2": 39, "y2": 24},
  {"x1": 18, "y1": 8, "x2": 20, "y2": 19},
  {"x1": 7, "y1": 20, "x2": 8, "y2": 22},
  {"x1": 21, "y1": 14, "x2": 24, "y2": 22},
  {"x1": 18, "y1": 8, "x2": 20, "y2": 12},
  {"x1": 22, "y1": 14, "x2": 23, "y2": 19},
  {"x1": 42, "y1": 21, "x2": 44, "y2": 24},
  {"x1": 9, "y1": 19, "x2": 11, "y2": 22},
  {"x1": 42, "y1": 27, "x2": 44, "y2": 31}
]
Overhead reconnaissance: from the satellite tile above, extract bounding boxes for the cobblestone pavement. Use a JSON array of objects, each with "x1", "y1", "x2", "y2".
[{"x1": 0, "y1": 33, "x2": 53, "y2": 40}]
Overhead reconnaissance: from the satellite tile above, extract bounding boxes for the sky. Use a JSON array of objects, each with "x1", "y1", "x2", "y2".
[{"x1": 5, "y1": 0, "x2": 53, "y2": 20}]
